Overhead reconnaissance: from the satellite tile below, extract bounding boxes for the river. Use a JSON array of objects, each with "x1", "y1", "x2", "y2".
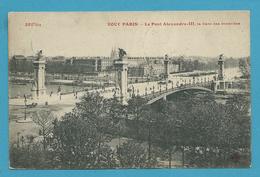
[{"x1": 9, "y1": 83, "x2": 86, "y2": 99}]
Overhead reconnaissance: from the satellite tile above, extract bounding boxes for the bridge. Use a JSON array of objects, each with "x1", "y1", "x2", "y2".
[
  {"x1": 144, "y1": 84, "x2": 213, "y2": 105},
  {"x1": 9, "y1": 50, "x2": 244, "y2": 108}
]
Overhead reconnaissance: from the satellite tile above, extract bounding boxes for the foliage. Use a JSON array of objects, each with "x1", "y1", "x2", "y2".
[
  {"x1": 10, "y1": 91, "x2": 251, "y2": 169},
  {"x1": 10, "y1": 139, "x2": 53, "y2": 169},
  {"x1": 50, "y1": 93, "x2": 119, "y2": 169},
  {"x1": 239, "y1": 57, "x2": 250, "y2": 78},
  {"x1": 51, "y1": 113, "x2": 116, "y2": 169},
  {"x1": 117, "y1": 140, "x2": 147, "y2": 168},
  {"x1": 127, "y1": 96, "x2": 148, "y2": 137}
]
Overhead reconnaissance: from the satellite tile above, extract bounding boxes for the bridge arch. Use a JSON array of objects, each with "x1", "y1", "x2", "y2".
[{"x1": 147, "y1": 86, "x2": 213, "y2": 105}]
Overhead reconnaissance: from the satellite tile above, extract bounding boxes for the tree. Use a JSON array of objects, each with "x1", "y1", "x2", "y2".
[
  {"x1": 239, "y1": 58, "x2": 250, "y2": 79},
  {"x1": 51, "y1": 113, "x2": 98, "y2": 168},
  {"x1": 176, "y1": 93, "x2": 250, "y2": 167},
  {"x1": 72, "y1": 93, "x2": 115, "y2": 167},
  {"x1": 136, "y1": 105, "x2": 160, "y2": 167},
  {"x1": 51, "y1": 112, "x2": 117, "y2": 169},
  {"x1": 184, "y1": 100, "x2": 224, "y2": 167},
  {"x1": 96, "y1": 144, "x2": 117, "y2": 168},
  {"x1": 152, "y1": 100, "x2": 184, "y2": 168},
  {"x1": 106, "y1": 97, "x2": 125, "y2": 124},
  {"x1": 106, "y1": 96, "x2": 127, "y2": 147},
  {"x1": 117, "y1": 140, "x2": 147, "y2": 168},
  {"x1": 32, "y1": 110, "x2": 55, "y2": 150},
  {"x1": 127, "y1": 96, "x2": 147, "y2": 137},
  {"x1": 221, "y1": 94, "x2": 251, "y2": 167}
]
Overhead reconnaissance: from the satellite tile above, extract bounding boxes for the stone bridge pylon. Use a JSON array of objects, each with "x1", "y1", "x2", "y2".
[
  {"x1": 31, "y1": 50, "x2": 46, "y2": 100},
  {"x1": 214, "y1": 54, "x2": 226, "y2": 92},
  {"x1": 114, "y1": 48, "x2": 128, "y2": 105}
]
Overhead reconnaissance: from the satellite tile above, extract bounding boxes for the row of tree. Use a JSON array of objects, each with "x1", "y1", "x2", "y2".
[{"x1": 10, "y1": 91, "x2": 250, "y2": 169}]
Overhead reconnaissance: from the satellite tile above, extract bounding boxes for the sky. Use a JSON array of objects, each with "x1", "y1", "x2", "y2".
[{"x1": 8, "y1": 11, "x2": 250, "y2": 58}]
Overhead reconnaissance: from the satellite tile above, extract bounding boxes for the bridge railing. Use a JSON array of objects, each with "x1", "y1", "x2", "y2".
[{"x1": 137, "y1": 81, "x2": 213, "y2": 101}]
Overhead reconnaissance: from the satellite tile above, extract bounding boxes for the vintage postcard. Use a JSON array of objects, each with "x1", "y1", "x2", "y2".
[{"x1": 8, "y1": 11, "x2": 250, "y2": 169}]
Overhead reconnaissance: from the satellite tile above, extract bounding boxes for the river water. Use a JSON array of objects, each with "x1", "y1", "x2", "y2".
[{"x1": 9, "y1": 83, "x2": 86, "y2": 99}]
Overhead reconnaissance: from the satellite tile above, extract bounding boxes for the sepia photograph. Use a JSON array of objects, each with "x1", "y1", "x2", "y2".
[{"x1": 8, "y1": 11, "x2": 250, "y2": 169}]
